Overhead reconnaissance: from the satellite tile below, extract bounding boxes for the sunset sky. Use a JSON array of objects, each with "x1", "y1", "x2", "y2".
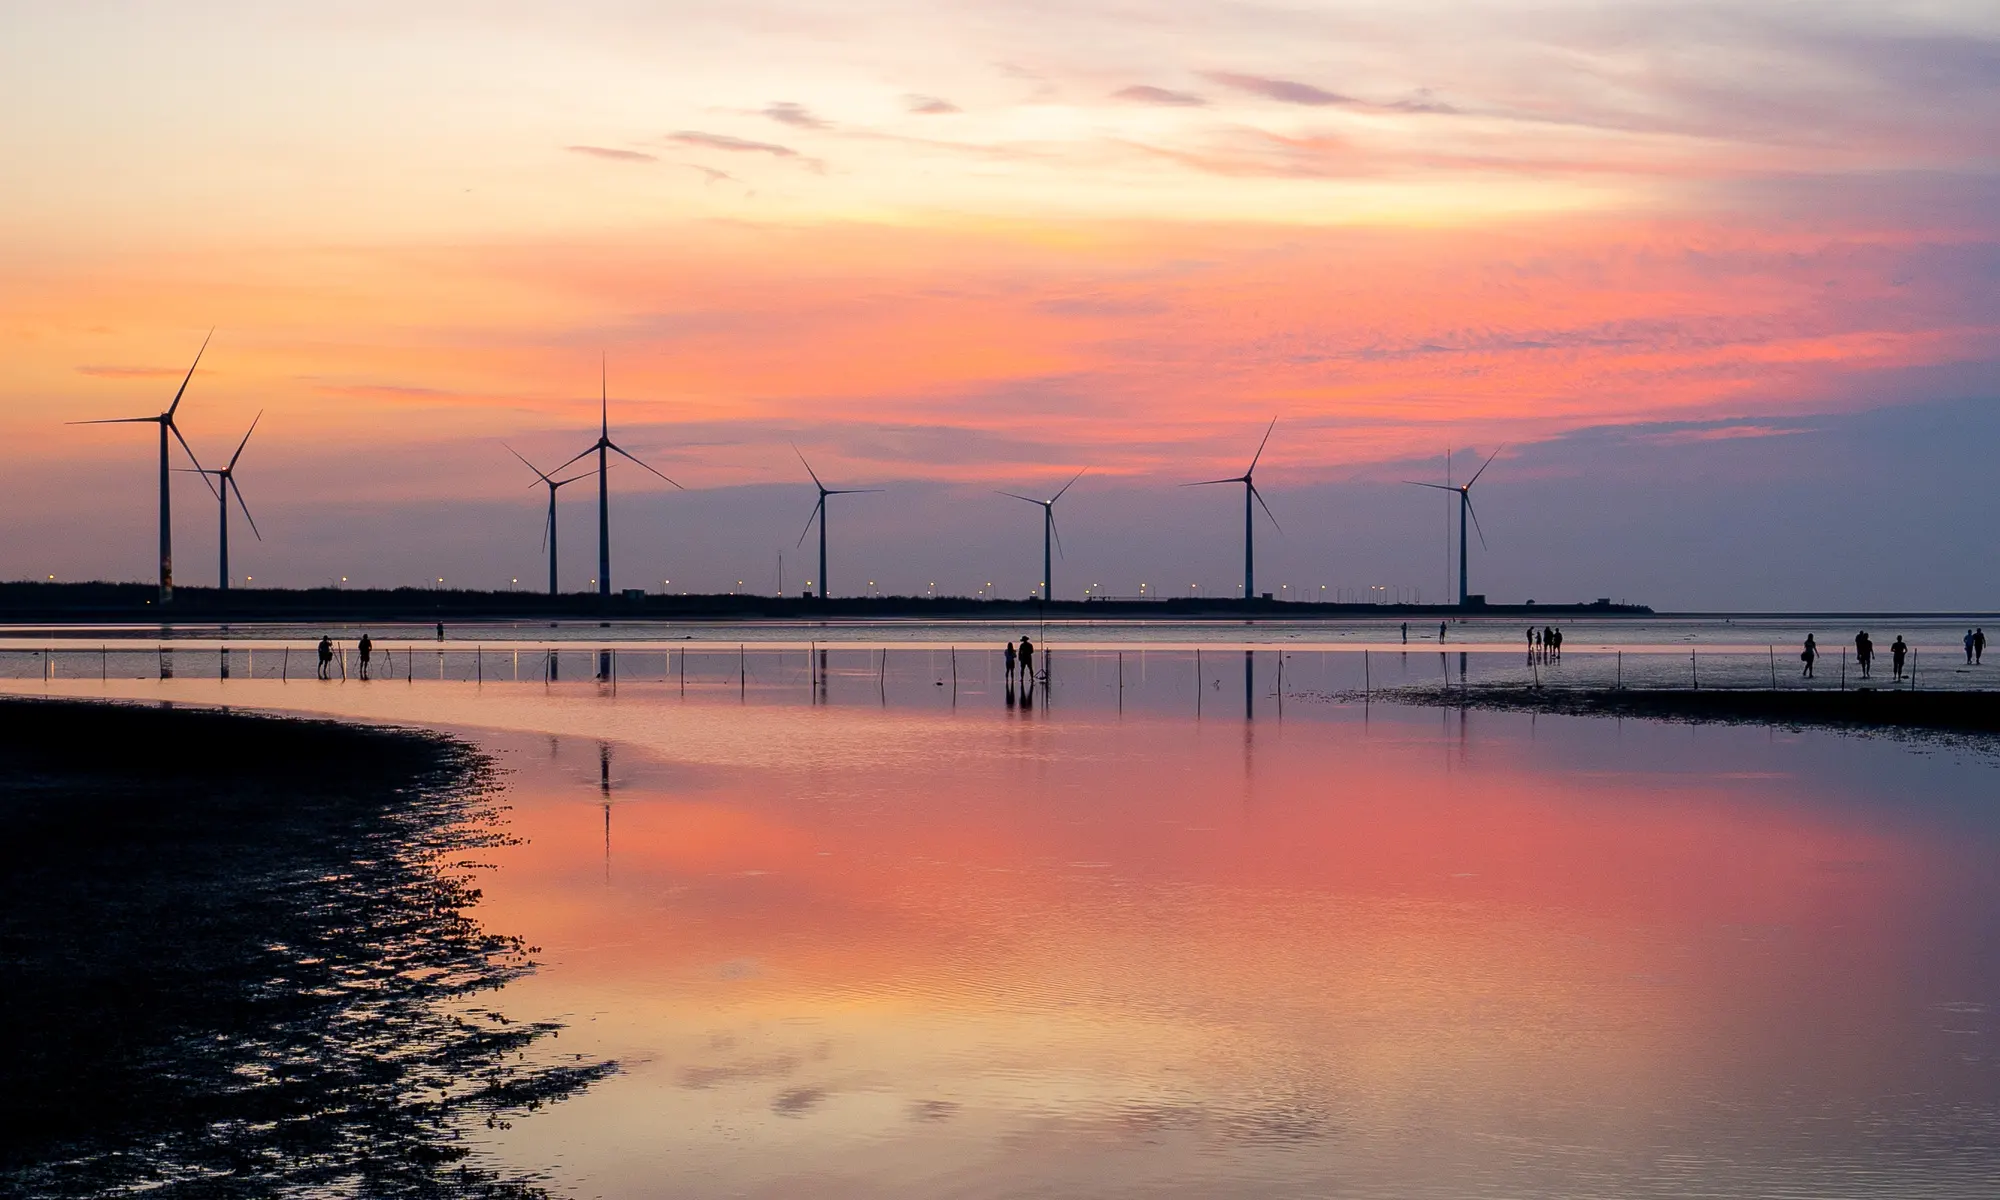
[{"x1": 4, "y1": 2, "x2": 1996, "y2": 607}]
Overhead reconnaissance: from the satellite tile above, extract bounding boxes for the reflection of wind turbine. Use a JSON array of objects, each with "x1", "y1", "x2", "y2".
[
  {"x1": 1407, "y1": 446, "x2": 1502, "y2": 606},
  {"x1": 794, "y1": 446, "x2": 881, "y2": 600},
  {"x1": 508, "y1": 444, "x2": 596, "y2": 596},
  {"x1": 599, "y1": 741, "x2": 613, "y2": 883},
  {"x1": 180, "y1": 412, "x2": 263, "y2": 592},
  {"x1": 1186, "y1": 418, "x2": 1280, "y2": 601},
  {"x1": 555, "y1": 359, "x2": 682, "y2": 597},
  {"x1": 997, "y1": 468, "x2": 1085, "y2": 600},
  {"x1": 70, "y1": 330, "x2": 217, "y2": 604}
]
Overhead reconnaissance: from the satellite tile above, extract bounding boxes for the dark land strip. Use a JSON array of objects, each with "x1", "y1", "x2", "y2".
[
  {"x1": 1365, "y1": 684, "x2": 2000, "y2": 743},
  {"x1": 0, "y1": 698, "x2": 614, "y2": 1199},
  {"x1": 0, "y1": 580, "x2": 1646, "y2": 622}
]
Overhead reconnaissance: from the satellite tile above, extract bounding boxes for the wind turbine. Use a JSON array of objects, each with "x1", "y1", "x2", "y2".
[
  {"x1": 1186, "y1": 418, "x2": 1280, "y2": 601},
  {"x1": 180, "y1": 412, "x2": 263, "y2": 592},
  {"x1": 508, "y1": 444, "x2": 597, "y2": 596},
  {"x1": 555, "y1": 359, "x2": 681, "y2": 597},
  {"x1": 793, "y1": 446, "x2": 881, "y2": 599},
  {"x1": 997, "y1": 468, "x2": 1085, "y2": 600},
  {"x1": 70, "y1": 330, "x2": 216, "y2": 604},
  {"x1": 1407, "y1": 446, "x2": 1502, "y2": 606}
]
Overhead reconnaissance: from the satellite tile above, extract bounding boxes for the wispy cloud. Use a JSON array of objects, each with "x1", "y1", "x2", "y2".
[
  {"x1": 75, "y1": 365, "x2": 186, "y2": 379},
  {"x1": 1204, "y1": 71, "x2": 1356, "y2": 107},
  {"x1": 904, "y1": 94, "x2": 960, "y2": 114},
  {"x1": 565, "y1": 144, "x2": 658, "y2": 163},
  {"x1": 669, "y1": 131, "x2": 802, "y2": 158},
  {"x1": 1115, "y1": 85, "x2": 1206, "y2": 107},
  {"x1": 763, "y1": 102, "x2": 828, "y2": 129}
]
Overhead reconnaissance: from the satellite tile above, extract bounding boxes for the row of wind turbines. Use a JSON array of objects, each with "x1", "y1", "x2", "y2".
[{"x1": 75, "y1": 336, "x2": 1505, "y2": 606}]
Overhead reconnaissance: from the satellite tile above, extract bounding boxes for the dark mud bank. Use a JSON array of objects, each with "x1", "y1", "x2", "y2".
[
  {"x1": 1387, "y1": 685, "x2": 2000, "y2": 737},
  {"x1": 0, "y1": 698, "x2": 612, "y2": 1199}
]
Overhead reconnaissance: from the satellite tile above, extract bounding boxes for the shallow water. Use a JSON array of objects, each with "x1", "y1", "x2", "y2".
[{"x1": 9, "y1": 668, "x2": 2000, "y2": 1198}]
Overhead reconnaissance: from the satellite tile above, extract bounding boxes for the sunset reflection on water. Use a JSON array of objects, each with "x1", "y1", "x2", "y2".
[{"x1": 14, "y1": 676, "x2": 2000, "y2": 1197}]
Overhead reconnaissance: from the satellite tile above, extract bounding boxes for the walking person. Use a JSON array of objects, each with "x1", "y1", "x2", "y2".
[
  {"x1": 358, "y1": 633, "x2": 373, "y2": 680},
  {"x1": 316, "y1": 636, "x2": 334, "y2": 680},
  {"x1": 1976, "y1": 628, "x2": 1987, "y2": 665},
  {"x1": 1801, "y1": 634, "x2": 1818, "y2": 679},
  {"x1": 1966, "y1": 629, "x2": 1977, "y2": 665},
  {"x1": 1003, "y1": 639, "x2": 1017, "y2": 684},
  {"x1": 1855, "y1": 630, "x2": 1872, "y2": 679},
  {"x1": 1552, "y1": 628, "x2": 1563, "y2": 661},
  {"x1": 1891, "y1": 635, "x2": 1908, "y2": 681}
]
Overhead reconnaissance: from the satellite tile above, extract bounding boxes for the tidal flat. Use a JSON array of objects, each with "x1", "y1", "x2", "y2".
[
  {"x1": 5, "y1": 651, "x2": 2000, "y2": 1198},
  {"x1": 0, "y1": 698, "x2": 613, "y2": 1199}
]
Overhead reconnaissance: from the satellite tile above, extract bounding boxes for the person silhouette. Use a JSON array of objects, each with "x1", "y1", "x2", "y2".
[
  {"x1": 1019, "y1": 636, "x2": 1036, "y2": 686},
  {"x1": 1891, "y1": 635, "x2": 1907, "y2": 681},
  {"x1": 1400, "y1": 622, "x2": 1408, "y2": 644},
  {"x1": 436, "y1": 621, "x2": 446, "y2": 642},
  {"x1": 1552, "y1": 628, "x2": 1563, "y2": 661},
  {"x1": 1855, "y1": 630, "x2": 1872, "y2": 679},
  {"x1": 358, "y1": 633, "x2": 373, "y2": 680},
  {"x1": 317, "y1": 636, "x2": 333, "y2": 680},
  {"x1": 1801, "y1": 634, "x2": 1818, "y2": 678},
  {"x1": 1439, "y1": 621, "x2": 1447, "y2": 641},
  {"x1": 1966, "y1": 629, "x2": 1977, "y2": 665},
  {"x1": 1003, "y1": 639, "x2": 1017, "y2": 684},
  {"x1": 1977, "y1": 628, "x2": 1987, "y2": 665}
]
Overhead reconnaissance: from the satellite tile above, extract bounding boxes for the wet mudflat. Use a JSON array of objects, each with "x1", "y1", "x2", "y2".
[
  {"x1": 0, "y1": 698, "x2": 612, "y2": 1199},
  {"x1": 5, "y1": 670, "x2": 2000, "y2": 1197}
]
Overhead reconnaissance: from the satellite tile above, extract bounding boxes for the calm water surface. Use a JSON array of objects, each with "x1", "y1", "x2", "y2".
[{"x1": 10, "y1": 671, "x2": 2000, "y2": 1198}]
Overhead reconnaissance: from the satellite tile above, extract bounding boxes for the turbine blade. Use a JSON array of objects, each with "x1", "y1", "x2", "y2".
[
  {"x1": 1251, "y1": 482, "x2": 1281, "y2": 533},
  {"x1": 1467, "y1": 444, "x2": 1504, "y2": 488},
  {"x1": 1246, "y1": 416, "x2": 1277, "y2": 474},
  {"x1": 68, "y1": 415, "x2": 160, "y2": 425},
  {"x1": 164, "y1": 328, "x2": 213, "y2": 420},
  {"x1": 552, "y1": 445, "x2": 597, "y2": 474},
  {"x1": 608, "y1": 441, "x2": 684, "y2": 489},
  {"x1": 1184, "y1": 477, "x2": 1242, "y2": 488},
  {"x1": 795, "y1": 497, "x2": 823, "y2": 549},
  {"x1": 600, "y1": 353, "x2": 609, "y2": 437},
  {"x1": 1050, "y1": 511, "x2": 1066, "y2": 559},
  {"x1": 792, "y1": 443, "x2": 825, "y2": 490},
  {"x1": 506, "y1": 442, "x2": 555, "y2": 484},
  {"x1": 1405, "y1": 481, "x2": 1456, "y2": 491},
  {"x1": 1050, "y1": 466, "x2": 1087, "y2": 503},
  {"x1": 231, "y1": 479, "x2": 262, "y2": 541},
  {"x1": 1465, "y1": 495, "x2": 1489, "y2": 550},
  {"x1": 996, "y1": 490, "x2": 1042, "y2": 505},
  {"x1": 170, "y1": 423, "x2": 219, "y2": 498},
  {"x1": 828, "y1": 488, "x2": 884, "y2": 494},
  {"x1": 541, "y1": 506, "x2": 552, "y2": 553},
  {"x1": 227, "y1": 410, "x2": 262, "y2": 470}
]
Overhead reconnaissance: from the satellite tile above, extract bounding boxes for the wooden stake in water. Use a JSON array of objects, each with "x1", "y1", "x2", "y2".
[
  {"x1": 1769, "y1": 645, "x2": 1777, "y2": 689},
  {"x1": 740, "y1": 644, "x2": 746, "y2": 699},
  {"x1": 1691, "y1": 649, "x2": 1698, "y2": 691},
  {"x1": 282, "y1": 646, "x2": 289, "y2": 681},
  {"x1": 1841, "y1": 648, "x2": 1847, "y2": 690},
  {"x1": 1364, "y1": 648, "x2": 1371, "y2": 698}
]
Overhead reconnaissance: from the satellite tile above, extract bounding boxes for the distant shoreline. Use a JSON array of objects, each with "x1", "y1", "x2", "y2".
[
  {"x1": 0, "y1": 580, "x2": 1649, "y2": 623},
  {"x1": 1386, "y1": 684, "x2": 2000, "y2": 737}
]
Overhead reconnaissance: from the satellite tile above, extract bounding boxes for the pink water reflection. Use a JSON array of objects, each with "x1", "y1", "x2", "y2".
[{"x1": 11, "y1": 678, "x2": 1997, "y2": 1196}]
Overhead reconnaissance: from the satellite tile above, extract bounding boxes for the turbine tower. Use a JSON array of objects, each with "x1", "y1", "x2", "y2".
[
  {"x1": 997, "y1": 468, "x2": 1085, "y2": 600},
  {"x1": 181, "y1": 411, "x2": 263, "y2": 592},
  {"x1": 70, "y1": 330, "x2": 216, "y2": 604},
  {"x1": 1187, "y1": 418, "x2": 1280, "y2": 601},
  {"x1": 556, "y1": 359, "x2": 681, "y2": 597},
  {"x1": 793, "y1": 446, "x2": 881, "y2": 599},
  {"x1": 508, "y1": 444, "x2": 596, "y2": 596},
  {"x1": 1406, "y1": 446, "x2": 1502, "y2": 606}
]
